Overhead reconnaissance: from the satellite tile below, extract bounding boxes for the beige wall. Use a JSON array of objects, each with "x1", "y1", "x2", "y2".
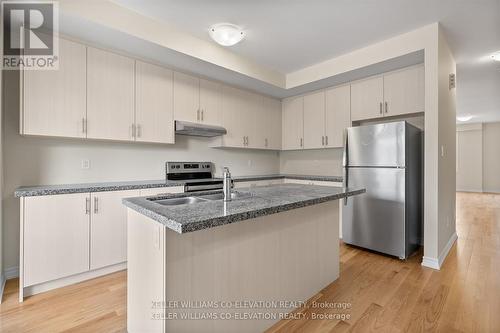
[
  {"x1": 456, "y1": 124, "x2": 483, "y2": 192},
  {"x1": 436, "y1": 27, "x2": 457, "y2": 261},
  {"x1": 2, "y1": 70, "x2": 280, "y2": 270},
  {"x1": 279, "y1": 149, "x2": 343, "y2": 176},
  {"x1": 483, "y1": 122, "x2": 500, "y2": 193},
  {"x1": 456, "y1": 122, "x2": 500, "y2": 193}
]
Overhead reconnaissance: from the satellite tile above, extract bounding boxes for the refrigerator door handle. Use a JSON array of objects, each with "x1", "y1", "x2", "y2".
[{"x1": 343, "y1": 129, "x2": 349, "y2": 206}]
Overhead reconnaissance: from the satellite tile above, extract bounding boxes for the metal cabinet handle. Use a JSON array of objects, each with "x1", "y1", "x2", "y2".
[
  {"x1": 82, "y1": 118, "x2": 86, "y2": 134},
  {"x1": 137, "y1": 124, "x2": 141, "y2": 138},
  {"x1": 322, "y1": 136, "x2": 325, "y2": 146},
  {"x1": 379, "y1": 102, "x2": 383, "y2": 114},
  {"x1": 300, "y1": 138, "x2": 303, "y2": 147},
  {"x1": 265, "y1": 138, "x2": 268, "y2": 147},
  {"x1": 85, "y1": 197, "x2": 90, "y2": 215},
  {"x1": 243, "y1": 136, "x2": 246, "y2": 146},
  {"x1": 131, "y1": 124, "x2": 136, "y2": 138},
  {"x1": 246, "y1": 136, "x2": 249, "y2": 146},
  {"x1": 385, "y1": 102, "x2": 388, "y2": 114},
  {"x1": 94, "y1": 197, "x2": 98, "y2": 214},
  {"x1": 326, "y1": 136, "x2": 329, "y2": 146},
  {"x1": 201, "y1": 109, "x2": 204, "y2": 121},
  {"x1": 197, "y1": 109, "x2": 200, "y2": 121}
]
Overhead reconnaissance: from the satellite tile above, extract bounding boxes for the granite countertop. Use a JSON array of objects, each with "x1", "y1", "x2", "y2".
[
  {"x1": 14, "y1": 174, "x2": 343, "y2": 197},
  {"x1": 123, "y1": 184, "x2": 364, "y2": 234}
]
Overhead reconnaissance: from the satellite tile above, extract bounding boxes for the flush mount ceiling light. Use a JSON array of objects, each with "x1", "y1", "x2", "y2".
[
  {"x1": 209, "y1": 23, "x2": 245, "y2": 46},
  {"x1": 491, "y1": 51, "x2": 500, "y2": 62},
  {"x1": 457, "y1": 115, "x2": 474, "y2": 122}
]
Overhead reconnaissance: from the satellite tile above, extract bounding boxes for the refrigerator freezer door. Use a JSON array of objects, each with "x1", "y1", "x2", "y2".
[
  {"x1": 342, "y1": 167, "x2": 406, "y2": 258},
  {"x1": 346, "y1": 122, "x2": 405, "y2": 167}
]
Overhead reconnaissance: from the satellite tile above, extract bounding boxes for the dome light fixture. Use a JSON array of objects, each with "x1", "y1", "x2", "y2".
[
  {"x1": 457, "y1": 114, "x2": 474, "y2": 122},
  {"x1": 209, "y1": 23, "x2": 245, "y2": 46}
]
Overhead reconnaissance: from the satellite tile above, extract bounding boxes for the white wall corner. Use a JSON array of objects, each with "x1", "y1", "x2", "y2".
[
  {"x1": 4, "y1": 266, "x2": 20, "y2": 280},
  {"x1": 0, "y1": 273, "x2": 5, "y2": 304},
  {"x1": 421, "y1": 232, "x2": 457, "y2": 270}
]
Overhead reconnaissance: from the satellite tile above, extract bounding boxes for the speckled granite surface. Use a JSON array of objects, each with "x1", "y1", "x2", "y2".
[
  {"x1": 123, "y1": 184, "x2": 364, "y2": 234},
  {"x1": 14, "y1": 174, "x2": 343, "y2": 197}
]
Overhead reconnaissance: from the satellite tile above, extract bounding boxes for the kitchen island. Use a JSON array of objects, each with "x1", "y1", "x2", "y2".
[{"x1": 123, "y1": 184, "x2": 364, "y2": 333}]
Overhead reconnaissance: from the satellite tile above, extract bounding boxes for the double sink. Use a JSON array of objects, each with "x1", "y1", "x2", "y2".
[{"x1": 150, "y1": 191, "x2": 252, "y2": 206}]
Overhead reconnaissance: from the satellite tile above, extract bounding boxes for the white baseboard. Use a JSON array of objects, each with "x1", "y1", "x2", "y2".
[
  {"x1": 456, "y1": 188, "x2": 483, "y2": 193},
  {"x1": 0, "y1": 273, "x2": 5, "y2": 304},
  {"x1": 421, "y1": 232, "x2": 458, "y2": 270},
  {"x1": 4, "y1": 266, "x2": 19, "y2": 280},
  {"x1": 23, "y1": 262, "x2": 126, "y2": 299}
]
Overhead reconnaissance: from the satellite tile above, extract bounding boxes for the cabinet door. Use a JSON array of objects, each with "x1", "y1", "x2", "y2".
[
  {"x1": 350, "y1": 76, "x2": 384, "y2": 121},
  {"x1": 262, "y1": 96, "x2": 282, "y2": 150},
  {"x1": 221, "y1": 85, "x2": 251, "y2": 148},
  {"x1": 325, "y1": 85, "x2": 351, "y2": 148},
  {"x1": 23, "y1": 193, "x2": 90, "y2": 287},
  {"x1": 23, "y1": 38, "x2": 86, "y2": 138},
  {"x1": 90, "y1": 190, "x2": 140, "y2": 270},
  {"x1": 246, "y1": 92, "x2": 263, "y2": 149},
  {"x1": 303, "y1": 91, "x2": 326, "y2": 149},
  {"x1": 135, "y1": 61, "x2": 174, "y2": 144},
  {"x1": 199, "y1": 78, "x2": 222, "y2": 125},
  {"x1": 282, "y1": 96, "x2": 304, "y2": 150},
  {"x1": 383, "y1": 65, "x2": 425, "y2": 116},
  {"x1": 87, "y1": 47, "x2": 135, "y2": 141},
  {"x1": 173, "y1": 72, "x2": 200, "y2": 123}
]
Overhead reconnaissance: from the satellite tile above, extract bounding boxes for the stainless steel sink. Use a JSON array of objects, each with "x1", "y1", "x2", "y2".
[
  {"x1": 198, "y1": 191, "x2": 252, "y2": 201},
  {"x1": 151, "y1": 196, "x2": 208, "y2": 206}
]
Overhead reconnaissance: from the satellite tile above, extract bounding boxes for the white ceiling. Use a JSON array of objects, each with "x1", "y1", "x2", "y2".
[{"x1": 101, "y1": 1, "x2": 500, "y2": 122}]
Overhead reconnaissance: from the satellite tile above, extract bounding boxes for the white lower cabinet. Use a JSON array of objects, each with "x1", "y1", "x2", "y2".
[
  {"x1": 19, "y1": 186, "x2": 183, "y2": 300},
  {"x1": 22, "y1": 193, "x2": 90, "y2": 287},
  {"x1": 90, "y1": 190, "x2": 140, "y2": 270}
]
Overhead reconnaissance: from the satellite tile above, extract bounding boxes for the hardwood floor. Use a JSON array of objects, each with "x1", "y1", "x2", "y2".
[{"x1": 1, "y1": 192, "x2": 499, "y2": 332}]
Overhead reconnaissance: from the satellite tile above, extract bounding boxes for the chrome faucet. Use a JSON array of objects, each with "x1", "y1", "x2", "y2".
[{"x1": 222, "y1": 167, "x2": 232, "y2": 202}]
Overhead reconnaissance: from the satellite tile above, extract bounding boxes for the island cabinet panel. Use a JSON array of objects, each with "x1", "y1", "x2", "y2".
[
  {"x1": 22, "y1": 193, "x2": 90, "y2": 287},
  {"x1": 86, "y1": 47, "x2": 135, "y2": 141},
  {"x1": 90, "y1": 190, "x2": 140, "y2": 270},
  {"x1": 351, "y1": 75, "x2": 384, "y2": 121},
  {"x1": 22, "y1": 37, "x2": 87, "y2": 138},
  {"x1": 135, "y1": 61, "x2": 174, "y2": 144},
  {"x1": 325, "y1": 84, "x2": 351, "y2": 148},
  {"x1": 127, "y1": 210, "x2": 166, "y2": 333},
  {"x1": 303, "y1": 91, "x2": 326, "y2": 149},
  {"x1": 126, "y1": 201, "x2": 339, "y2": 333},
  {"x1": 282, "y1": 96, "x2": 304, "y2": 150}
]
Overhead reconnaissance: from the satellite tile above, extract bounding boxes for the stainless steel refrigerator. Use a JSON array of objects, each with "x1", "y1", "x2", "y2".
[{"x1": 342, "y1": 121, "x2": 422, "y2": 259}]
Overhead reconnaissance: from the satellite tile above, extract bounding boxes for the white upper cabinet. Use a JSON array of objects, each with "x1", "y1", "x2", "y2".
[
  {"x1": 282, "y1": 96, "x2": 304, "y2": 150},
  {"x1": 220, "y1": 85, "x2": 252, "y2": 148},
  {"x1": 199, "y1": 78, "x2": 222, "y2": 125},
  {"x1": 383, "y1": 65, "x2": 425, "y2": 116},
  {"x1": 351, "y1": 65, "x2": 425, "y2": 122},
  {"x1": 325, "y1": 85, "x2": 351, "y2": 148},
  {"x1": 87, "y1": 47, "x2": 135, "y2": 141},
  {"x1": 135, "y1": 61, "x2": 174, "y2": 144},
  {"x1": 261, "y1": 96, "x2": 282, "y2": 150},
  {"x1": 351, "y1": 76, "x2": 384, "y2": 121},
  {"x1": 22, "y1": 38, "x2": 87, "y2": 138},
  {"x1": 303, "y1": 91, "x2": 326, "y2": 149},
  {"x1": 173, "y1": 72, "x2": 200, "y2": 123}
]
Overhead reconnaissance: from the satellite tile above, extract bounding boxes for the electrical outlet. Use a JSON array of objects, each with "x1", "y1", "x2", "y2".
[
  {"x1": 81, "y1": 159, "x2": 90, "y2": 169},
  {"x1": 441, "y1": 145, "x2": 445, "y2": 157}
]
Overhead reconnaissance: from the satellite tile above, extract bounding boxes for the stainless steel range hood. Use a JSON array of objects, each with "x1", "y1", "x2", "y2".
[{"x1": 175, "y1": 121, "x2": 227, "y2": 137}]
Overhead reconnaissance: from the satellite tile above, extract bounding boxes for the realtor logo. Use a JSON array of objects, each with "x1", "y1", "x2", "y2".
[{"x1": 2, "y1": 1, "x2": 59, "y2": 70}]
